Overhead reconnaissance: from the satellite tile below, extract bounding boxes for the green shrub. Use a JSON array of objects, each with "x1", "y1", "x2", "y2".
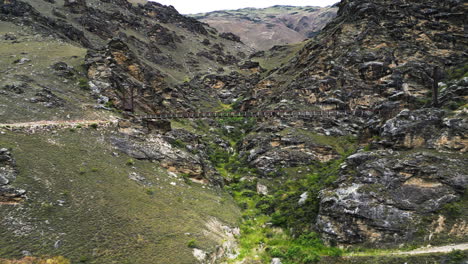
[
  {"x1": 447, "y1": 64, "x2": 468, "y2": 80},
  {"x1": 442, "y1": 202, "x2": 462, "y2": 217},
  {"x1": 89, "y1": 123, "x2": 98, "y2": 129},
  {"x1": 145, "y1": 188, "x2": 155, "y2": 195},
  {"x1": 78, "y1": 78, "x2": 90, "y2": 90},
  {"x1": 447, "y1": 249, "x2": 467, "y2": 264},
  {"x1": 104, "y1": 100, "x2": 115, "y2": 109},
  {"x1": 187, "y1": 239, "x2": 198, "y2": 248},
  {"x1": 171, "y1": 139, "x2": 186, "y2": 149},
  {"x1": 270, "y1": 248, "x2": 285, "y2": 258},
  {"x1": 126, "y1": 159, "x2": 135, "y2": 166},
  {"x1": 78, "y1": 255, "x2": 91, "y2": 263}
]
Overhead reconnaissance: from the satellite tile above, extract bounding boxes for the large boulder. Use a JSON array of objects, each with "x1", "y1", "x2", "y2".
[
  {"x1": 0, "y1": 148, "x2": 26, "y2": 204},
  {"x1": 317, "y1": 150, "x2": 467, "y2": 246}
]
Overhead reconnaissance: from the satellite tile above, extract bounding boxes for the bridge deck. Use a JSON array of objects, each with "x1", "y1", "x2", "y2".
[{"x1": 142, "y1": 110, "x2": 379, "y2": 120}]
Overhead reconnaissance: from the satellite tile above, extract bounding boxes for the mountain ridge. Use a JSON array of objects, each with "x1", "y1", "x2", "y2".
[{"x1": 191, "y1": 5, "x2": 338, "y2": 50}]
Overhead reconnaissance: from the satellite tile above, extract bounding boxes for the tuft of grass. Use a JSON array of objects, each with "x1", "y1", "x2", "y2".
[
  {"x1": 145, "y1": 188, "x2": 155, "y2": 195},
  {"x1": 170, "y1": 139, "x2": 186, "y2": 149},
  {"x1": 126, "y1": 159, "x2": 135, "y2": 166},
  {"x1": 187, "y1": 239, "x2": 198, "y2": 248}
]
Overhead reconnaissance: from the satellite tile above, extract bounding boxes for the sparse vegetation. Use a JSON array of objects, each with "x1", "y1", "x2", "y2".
[
  {"x1": 205, "y1": 117, "x2": 355, "y2": 263},
  {"x1": 0, "y1": 130, "x2": 240, "y2": 263}
]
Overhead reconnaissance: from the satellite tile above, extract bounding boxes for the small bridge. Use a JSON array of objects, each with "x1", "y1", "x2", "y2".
[{"x1": 142, "y1": 109, "x2": 380, "y2": 120}]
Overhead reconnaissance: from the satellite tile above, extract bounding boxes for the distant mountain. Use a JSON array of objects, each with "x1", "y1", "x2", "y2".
[{"x1": 192, "y1": 5, "x2": 338, "y2": 50}]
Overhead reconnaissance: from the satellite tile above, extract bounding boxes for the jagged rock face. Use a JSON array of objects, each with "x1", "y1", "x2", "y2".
[
  {"x1": 86, "y1": 39, "x2": 169, "y2": 113},
  {"x1": 139, "y1": 2, "x2": 209, "y2": 35},
  {"x1": 0, "y1": 0, "x2": 33, "y2": 16},
  {"x1": 379, "y1": 109, "x2": 467, "y2": 151},
  {"x1": 237, "y1": 0, "x2": 467, "y2": 247},
  {"x1": 239, "y1": 125, "x2": 340, "y2": 174},
  {"x1": 111, "y1": 127, "x2": 222, "y2": 185},
  {"x1": 236, "y1": 0, "x2": 466, "y2": 182},
  {"x1": 246, "y1": 0, "x2": 466, "y2": 114},
  {"x1": 317, "y1": 149, "x2": 467, "y2": 246},
  {"x1": 317, "y1": 107, "x2": 467, "y2": 246},
  {"x1": 184, "y1": 72, "x2": 261, "y2": 105}
]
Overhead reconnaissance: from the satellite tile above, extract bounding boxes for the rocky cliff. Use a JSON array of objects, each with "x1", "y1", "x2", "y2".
[{"x1": 240, "y1": 0, "x2": 467, "y2": 250}]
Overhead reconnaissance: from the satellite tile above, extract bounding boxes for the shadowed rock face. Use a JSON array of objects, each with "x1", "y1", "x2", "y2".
[{"x1": 64, "y1": 0, "x2": 87, "y2": 14}]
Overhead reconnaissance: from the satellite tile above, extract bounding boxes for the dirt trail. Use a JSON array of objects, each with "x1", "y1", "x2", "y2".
[
  {"x1": 0, "y1": 119, "x2": 118, "y2": 129},
  {"x1": 391, "y1": 243, "x2": 468, "y2": 255},
  {"x1": 348, "y1": 243, "x2": 468, "y2": 257}
]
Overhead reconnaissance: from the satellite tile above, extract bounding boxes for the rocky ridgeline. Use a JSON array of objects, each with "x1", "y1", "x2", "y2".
[
  {"x1": 1, "y1": 0, "x2": 254, "y2": 115},
  {"x1": 243, "y1": 0, "x2": 466, "y2": 114}
]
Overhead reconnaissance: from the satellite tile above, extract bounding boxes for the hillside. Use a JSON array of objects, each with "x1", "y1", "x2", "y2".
[
  {"x1": 192, "y1": 5, "x2": 337, "y2": 50},
  {"x1": 0, "y1": 0, "x2": 467, "y2": 264},
  {"x1": 0, "y1": 0, "x2": 253, "y2": 263}
]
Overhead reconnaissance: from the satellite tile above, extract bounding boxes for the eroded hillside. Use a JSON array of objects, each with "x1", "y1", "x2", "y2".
[{"x1": 192, "y1": 5, "x2": 337, "y2": 50}]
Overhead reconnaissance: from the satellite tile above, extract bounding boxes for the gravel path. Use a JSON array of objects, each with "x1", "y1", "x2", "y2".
[
  {"x1": 392, "y1": 243, "x2": 468, "y2": 255},
  {"x1": 0, "y1": 119, "x2": 116, "y2": 128}
]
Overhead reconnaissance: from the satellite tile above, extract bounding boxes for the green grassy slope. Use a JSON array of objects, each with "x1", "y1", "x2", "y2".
[
  {"x1": 0, "y1": 21, "x2": 115, "y2": 123},
  {"x1": 0, "y1": 127, "x2": 240, "y2": 263}
]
